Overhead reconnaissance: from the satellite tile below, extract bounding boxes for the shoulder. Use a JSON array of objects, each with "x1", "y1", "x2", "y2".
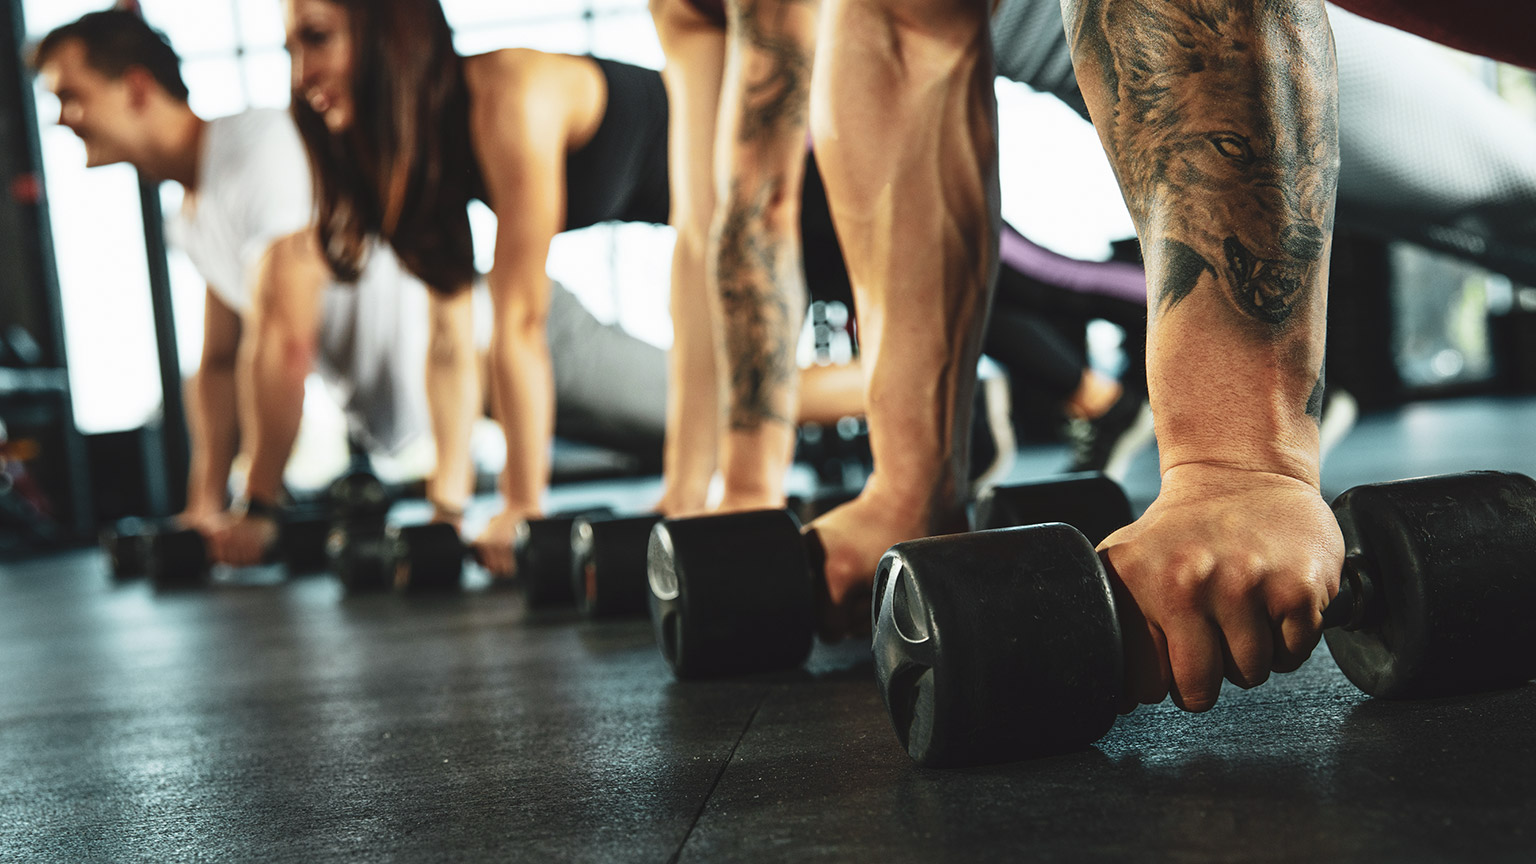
[{"x1": 206, "y1": 109, "x2": 306, "y2": 178}]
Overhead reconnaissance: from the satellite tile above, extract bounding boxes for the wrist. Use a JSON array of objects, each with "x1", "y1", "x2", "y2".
[{"x1": 236, "y1": 493, "x2": 283, "y2": 523}]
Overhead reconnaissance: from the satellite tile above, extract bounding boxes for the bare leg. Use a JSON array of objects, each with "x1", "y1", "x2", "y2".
[{"x1": 809, "y1": 0, "x2": 999, "y2": 638}]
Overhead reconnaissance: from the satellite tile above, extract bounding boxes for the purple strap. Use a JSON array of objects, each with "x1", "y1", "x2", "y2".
[{"x1": 1000, "y1": 224, "x2": 1148, "y2": 305}]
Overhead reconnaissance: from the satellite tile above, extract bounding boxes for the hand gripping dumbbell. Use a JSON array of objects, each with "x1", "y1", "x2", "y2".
[
  {"x1": 571, "y1": 513, "x2": 664, "y2": 618},
  {"x1": 514, "y1": 507, "x2": 615, "y2": 607},
  {"x1": 329, "y1": 521, "x2": 469, "y2": 593},
  {"x1": 142, "y1": 509, "x2": 333, "y2": 590},
  {"x1": 872, "y1": 471, "x2": 1536, "y2": 768},
  {"x1": 648, "y1": 473, "x2": 1132, "y2": 679}
]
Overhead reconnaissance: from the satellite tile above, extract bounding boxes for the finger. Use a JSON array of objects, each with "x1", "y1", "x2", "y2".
[
  {"x1": 1216, "y1": 601, "x2": 1274, "y2": 689},
  {"x1": 1271, "y1": 611, "x2": 1323, "y2": 674},
  {"x1": 1103, "y1": 557, "x2": 1168, "y2": 711},
  {"x1": 1163, "y1": 617, "x2": 1226, "y2": 713}
]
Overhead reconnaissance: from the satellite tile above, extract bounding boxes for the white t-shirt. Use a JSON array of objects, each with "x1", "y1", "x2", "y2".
[{"x1": 166, "y1": 108, "x2": 432, "y2": 454}]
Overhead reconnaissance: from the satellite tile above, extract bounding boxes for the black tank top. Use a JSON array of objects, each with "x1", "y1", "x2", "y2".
[{"x1": 563, "y1": 58, "x2": 671, "y2": 230}]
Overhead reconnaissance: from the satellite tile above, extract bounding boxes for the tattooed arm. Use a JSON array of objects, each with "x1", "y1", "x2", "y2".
[
  {"x1": 1063, "y1": 0, "x2": 1345, "y2": 710},
  {"x1": 708, "y1": 0, "x2": 820, "y2": 509}
]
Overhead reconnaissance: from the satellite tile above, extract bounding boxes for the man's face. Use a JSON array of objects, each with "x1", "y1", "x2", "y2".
[{"x1": 39, "y1": 39, "x2": 146, "y2": 168}]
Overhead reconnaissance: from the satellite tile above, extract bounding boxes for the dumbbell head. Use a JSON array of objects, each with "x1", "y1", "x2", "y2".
[
  {"x1": 394, "y1": 523, "x2": 464, "y2": 592},
  {"x1": 278, "y1": 509, "x2": 332, "y2": 574},
  {"x1": 327, "y1": 525, "x2": 399, "y2": 592},
  {"x1": 873, "y1": 524, "x2": 1123, "y2": 767},
  {"x1": 647, "y1": 509, "x2": 816, "y2": 679},
  {"x1": 102, "y1": 517, "x2": 155, "y2": 580},
  {"x1": 516, "y1": 516, "x2": 582, "y2": 607},
  {"x1": 1325, "y1": 471, "x2": 1536, "y2": 699},
  {"x1": 571, "y1": 513, "x2": 661, "y2": 618},
  {"x1": 975, "y1": 471, "x2": 1132, "y2": 543},
  {"x1": 147, "y1": 527, "x2": 210, "y2": 590}
]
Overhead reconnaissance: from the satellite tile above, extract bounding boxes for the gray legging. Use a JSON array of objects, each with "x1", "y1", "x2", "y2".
[
  {"x1": 547, "y1": 282, "x2": 667, "y2": 460},
  {"x1": 990, "y1": 1, "x2": 1536, "y2": 285}
]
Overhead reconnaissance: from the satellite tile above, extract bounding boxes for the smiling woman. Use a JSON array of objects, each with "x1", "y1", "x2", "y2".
[{"x1": 22, "y1": 0, "x2": 667, "y2": 461}]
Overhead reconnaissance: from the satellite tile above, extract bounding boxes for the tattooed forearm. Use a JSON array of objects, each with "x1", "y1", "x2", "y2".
[
  {"x1": 729, "y1": 0, "x2": 816, "y2": 142},
  {"x1": 713, "y1": 179, "x2": 805, "y2": 430},
  {"x1": 1065, "y1": 0, "x2": 1339, "y2": 332}
]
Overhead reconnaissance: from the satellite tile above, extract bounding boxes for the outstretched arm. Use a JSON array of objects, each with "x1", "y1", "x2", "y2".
[
  {"x1": 464, "y1": 61, "x2": 569, "y2": 576},
  {"x1": 1062, "y1": 0, "x2": 1346, "y2": 711},
  {"x1": 182, "y1": 287, "x2": 243, "y2": 529},
  {"x1": 708, "y1": 0, "x2": 820, "y2": 510},
  {"x1": 652, "y1": 0, "x2": 728, "y2": 517},
  {"x1": 212, "y1": 232, "x2": 327, "y2": 566}
]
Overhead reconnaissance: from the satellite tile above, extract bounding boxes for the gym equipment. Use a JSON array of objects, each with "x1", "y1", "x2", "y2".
[
  {"x1": 329, "y1": 521, "x2": 468, "y2": 593},
  {"x1": 648, "y1": 473, "x2": 1133, "y2": 679},
  {"x1": 514, "y1": 507, "x2": 614, "y2": 607},
  {"x1": 102, "y1": 516, "x2": 156, "y2": 580},
  {"x1": 141, "y1": 510, "x2": 334, "y2": 590},
  {"x1": 872, "y1": 471, "x2": 1536, "y2": 768},
  {"x1": 570, "y1": 513, "x2": 663, "y2": 618}
]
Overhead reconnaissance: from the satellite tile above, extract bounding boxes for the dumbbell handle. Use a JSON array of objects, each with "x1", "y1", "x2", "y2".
[{"x1": 1319, "y1": 556, "x2": 1379, "y2": 632}]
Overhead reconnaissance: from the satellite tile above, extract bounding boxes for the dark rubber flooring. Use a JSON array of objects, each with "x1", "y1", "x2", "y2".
[{"x1": 3, "y1": 396, "x2": 1535, "y2": 862}]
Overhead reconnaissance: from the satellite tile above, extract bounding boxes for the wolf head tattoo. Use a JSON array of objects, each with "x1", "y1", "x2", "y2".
[{"x1": 1094, "y1": 0, "x2": 1338, "y2": 326}]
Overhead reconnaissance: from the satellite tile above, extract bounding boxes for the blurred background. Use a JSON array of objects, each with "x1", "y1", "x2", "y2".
[{"x1": 2, "y1": 0, "x2": 1533, "y2": 549}]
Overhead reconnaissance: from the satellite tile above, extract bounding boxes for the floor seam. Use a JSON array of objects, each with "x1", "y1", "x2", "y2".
[{"x1": 666, "y1": 687, "x2": 771, "y2": 864}]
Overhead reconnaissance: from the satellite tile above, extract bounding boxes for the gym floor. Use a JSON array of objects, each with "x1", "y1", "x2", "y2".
[{"x1": 4, "y1": 396, "x2": 1535, "y2": 863}]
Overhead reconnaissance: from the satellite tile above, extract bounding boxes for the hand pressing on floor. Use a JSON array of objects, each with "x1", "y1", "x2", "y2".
[{"x1": 1099, "y1": 463, "x2": 1345, "y2": 713}]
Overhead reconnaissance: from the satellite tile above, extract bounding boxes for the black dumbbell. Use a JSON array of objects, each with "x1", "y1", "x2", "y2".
[
  {"x1": 570, "y1": 513, "x2": 664, "y2": 618},
  {"x1": 328, "y1": 522, "x2": 467, "y2": 593},
  {"x1": 648, "y1": 473, "x2": 1133, "y2": 679},
  {"x1": 872, "y1": 470, "x2": 1536, "y2": 768},
  {"x1": 101, "y1": 516, "x2": 159, "y2": 580},
  {"x1": 514, "y1": 507, "x2": 615, "y2": 607},
  {"x1": 974, "y1": 471, "x2": 1129, "y2": 543},
  {"x1": 278, "y1": 504, "x2": 333, "y2": 574}
]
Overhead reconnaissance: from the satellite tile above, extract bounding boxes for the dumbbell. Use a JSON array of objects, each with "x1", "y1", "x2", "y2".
[
  {"x1": 571, "y1": 513, "x2": 664, "y2": 618},
  {"x1": 648, "y1": 473, "x2": 1132, "y2": 679},
  {"x1": 102, "y1": 516, "x2": 158, "y2": 580},
  {"x1": 567, "y1": 491, "x2": 866, "y2": 620},
  {"x1": 322, "y1": 466, "x2": 395, "y2": 591},
  {"x1": 872, "y1": 471, "x2": 1536, "y2": 768},
  {"x1": 328, "y1": 521, "x2": 468, "y2": 593},
  {"x1": 141, "y1": 508, "x2": 337, "y2": 590},
  {"x1": 514, "y1": 507, "x2": 615, "y2": 607}
]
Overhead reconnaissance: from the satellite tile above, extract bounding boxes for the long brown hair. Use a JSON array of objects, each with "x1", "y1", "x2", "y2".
[{"x1": 291, "y1": 0, "x2": 478, "y2": 292}]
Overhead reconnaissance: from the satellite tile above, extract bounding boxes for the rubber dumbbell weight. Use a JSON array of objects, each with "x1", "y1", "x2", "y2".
[
  {"x1": 570, "y1": 513, "x2": 664, "y2": 618},
  {"x1": 323, "y1": 467, "x2": 395, "y2": 591},
  {"x1": 101, "y1": 516, "x2": 160, "y2": 580},
  {"x1": 330, "y1": 522, "x2": 468, "y2": 593},
  {"x1": 649, "y1": 473, "x2": 1133, "y2": 679},
  {"x1": 872, "y1": 471, "x2": 1536, "y2": 768},
  {"x1": 514, "y1": 507, "x2": 615, "y2": 607}
]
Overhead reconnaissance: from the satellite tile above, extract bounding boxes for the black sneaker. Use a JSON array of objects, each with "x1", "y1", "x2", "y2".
[{"x1": 1064, "y1": 391, "x2": 1154, "y2": 480}]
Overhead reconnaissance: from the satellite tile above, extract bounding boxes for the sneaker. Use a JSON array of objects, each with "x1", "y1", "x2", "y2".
[
  {"x1": 1065, "y1": 391, "x2": 1155, "y2": 481},
  {"x1": 969, "y1": 365, "x2": 1018, "y2": 496},
  {"x1": 1318, "y1": 387, "x2": 1358, "y2": 464}
]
